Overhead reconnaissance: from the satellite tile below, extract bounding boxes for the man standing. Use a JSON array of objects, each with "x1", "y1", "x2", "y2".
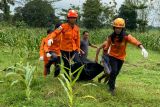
[
  {"x1": 76, "y1": 31, "x2": 97, "y2": 63},
  {"x1": 47, "y1": 9, "x2": 80, "y2": 75}
]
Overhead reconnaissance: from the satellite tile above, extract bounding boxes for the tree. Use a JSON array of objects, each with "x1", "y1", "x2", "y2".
[
  {"x1": 102, "y1": 1, "x2": 117, "y2": 27},
  {"x1": 0, "y1": 0, "x2": 15, "y2": 21},
  {"x1": 119, "y1": 0, "x2": 150, "y2": 31},
  {"x1": 82, "y1": 0, "x2": 103, "y2": 29},
  {"x1": 118, "y1": 2, "x2": 137, "y2": 30},
  {"x1": 131, "y1": 0, "x2": 149, "y2": 32},
  {"x1": 13, "y1": 6, "x2": 23, "y2": 22},
  {"x1": 22, "y1": 0, "x2": 59, "y2": 27},
  {"x1": 146, "y1": 0, "x2": 159, "y2": 27}
]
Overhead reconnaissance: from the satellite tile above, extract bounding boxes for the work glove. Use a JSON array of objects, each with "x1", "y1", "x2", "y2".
[
  {"x1": 39, "y1": 56, "x2": 44, "y2": 61},
  {"x1": 141, "y1": 48, "x2": 148, "y2": 58},
  {"x1": 46, "y1": 52, "x2": 52, "y2": 58},
  {"x1": 48, "y1": 39, "x2": 53, "y2": 46}
]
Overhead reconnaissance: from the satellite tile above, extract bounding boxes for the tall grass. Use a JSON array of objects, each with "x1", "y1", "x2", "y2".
[
  {"x1": 5, "y1": 62, "x2": 36, "y2": 101},
  {"x1": 88, "y1": 28, "x2": 160, "y2": 51},
  {"x1": 0, "y1": 23, "x2": 159, "y2": 53},
  {"x1": 58, "y1": 64, "x2": 97, "y2": 107},
  {"x1": 0, "y1": 27, "x2": 45, "y2": 48}
]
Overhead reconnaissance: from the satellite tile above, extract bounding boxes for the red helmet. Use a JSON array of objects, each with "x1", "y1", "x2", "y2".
[{"x1": 67, "y1": 9, "x2": 78, "y2": 18}]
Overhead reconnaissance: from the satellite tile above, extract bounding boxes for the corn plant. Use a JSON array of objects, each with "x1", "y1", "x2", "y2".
[
  {"x1": 0, "y1": 81, "x2": 4, "y2": 83},
  {"x1": 1, "y1": 24, "x2": 160, "y2": 52},
  {"x1": 58, "y1": 64, "x2": 97, "y2": 107},
  {"x1": 5, "y1": 62, "x2": 36, "y2": 101}
]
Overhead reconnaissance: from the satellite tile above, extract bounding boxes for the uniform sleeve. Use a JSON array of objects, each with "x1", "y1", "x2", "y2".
[
  {"x1": 39, "y1": 38, "x2": 45, "y2": 56},
  {"x1": 48, "y1": 24, "x2": 64, "y2": 39},
  {"x1": 103, "y1": 37, "x2": 111, "y2": 51},
  {"x1": 126, "y1": 34, "x2": 141, "y2": 46}
]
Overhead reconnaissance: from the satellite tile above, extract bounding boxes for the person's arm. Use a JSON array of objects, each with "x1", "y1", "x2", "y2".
[
  {"x1": 39, "y1": 38, "x2": 45, "y2": 61},
  {"x1": 89, "y1": 41, "x2": 97, "y2": 48},
  {"x1": 47, "y1": 25, "x2": 63, "y2": 46},
  {"x1": 90, "y1": 43, "x2": 98, "y2": 48},
  {"x1": 126, "y1": 34, "x2": 148, "y2": 58},
  {"x1": 80, "y1": 49, "x2": 85, "y2": 54},
  {"x1": 126, "y1": 34, "x2": 141, "y2": 46},
  {"x1": 95, "y1": 41, "x2": 107, "y2": 63}
]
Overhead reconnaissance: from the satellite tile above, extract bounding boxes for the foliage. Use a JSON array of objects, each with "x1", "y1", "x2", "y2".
[
  {"x1": 58, "y1": 64, "x2": 97, "y2": 107},
  {"x1": 0, "y1": 0, "x2": 15, "y2": 21},
  {"x1": 119, "y1": 4, "x2": 137, "y2": 30},
  {"x1": 82, "y1": 0, "x2": 103, "y2": 29},
  {"x1": 5, "y1": 62, "x2": 36, "y2": 100},
  {"x1": 22, "y1": 0, "x2": 56, "y2": 27}
]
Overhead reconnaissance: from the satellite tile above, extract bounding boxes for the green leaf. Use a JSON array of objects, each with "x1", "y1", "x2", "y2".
[
  {"x1": 61, "y1": 74, "x2": 72, "y2": 94},
  {"x1": 58, "y1": 77, "x2": 71, "y2": 101},
  {"x1": 59, "y1": 65, "x2": 71, "y2": 82},
  {"x1": 71, "y1": 65, "x2": 84, "y2": 86},
  {"x1": 5, "y1": 72, "x2": 18, "y2": 78},
  {"x1": 0, "y1": 81, "x2": 4, "y2": 83},
  {"x1": 11, "y1": 80, "x2": 19, "y2": 86},
  {"x1": 81, "y1": 95, "x2": 97, "y2": 101},
  {"x1": 71, "y1": 65, "x2": 84, "y2": 76},
  {"x1": 82, "y1": 83, "x2": 98, "y2": 87}
]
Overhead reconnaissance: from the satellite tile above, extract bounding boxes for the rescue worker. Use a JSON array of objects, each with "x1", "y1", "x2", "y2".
[
  {"x1": 39, "y1": 29, "x2": 53, "y2": 77},
  {"x1": 95, "y1": 18, "x2": 148, "y2": 95},
  {"x1": 39, "y1": 23, "x2": 61, "y2": 77},
  {"x1": 47, "y1": 9, "x2": 80, "y2": 75}
]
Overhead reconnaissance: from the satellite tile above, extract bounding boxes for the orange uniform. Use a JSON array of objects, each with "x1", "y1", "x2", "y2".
[
  {"x1": 39, "y1": 34, "x2": 61, "y2": 57},
  {"x1": 39, "y1": 34, "x2": 61, "y2": 76},
  {"x1": 47, "y1": 33, "x2": 61, "y2": 56},
  {"x1": 40, "y1": 37, "x2": 48, "y2": 57},
  {"x1": 48, "y1": 23, "x2": 80, "y2": 52},
  {"x1": 39, "y1": 37, "x2": 49, "y2": 76},
  {"x1": 104, "y1": 34, "x2": 141, "y2": 60}
]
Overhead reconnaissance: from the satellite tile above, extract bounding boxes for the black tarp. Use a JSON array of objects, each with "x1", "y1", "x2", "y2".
[{"x1": 71, "y1": 62, "x2": 104, "y2": 80}]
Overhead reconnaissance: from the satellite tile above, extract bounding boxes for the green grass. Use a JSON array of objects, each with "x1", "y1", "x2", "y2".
[
  {"x1": 0, "y1": 44, "x2": 160, "y2": 107},
  {"x1": 0, "y1": 24, "x2": 160, "y2": 106}
]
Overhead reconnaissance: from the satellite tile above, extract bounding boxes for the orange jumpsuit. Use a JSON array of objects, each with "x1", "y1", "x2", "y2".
[
  {"x1": 39, "y1": 33, "x2": 61, "y2": 76},
  {"x1": 48, "y1": 23, "x2": 80, "y2": 52},
  {"x1": 104, "y1": 34, "x2": 141, "y2": 60}
]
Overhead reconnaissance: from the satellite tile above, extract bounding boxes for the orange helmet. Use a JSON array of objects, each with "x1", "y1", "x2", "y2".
[
  {"x1": 67, "y1": 9, "x2": 78, "y2": 18},
  {"x1": 113, "y1": 18, "x2": 125, "y2": 28}
]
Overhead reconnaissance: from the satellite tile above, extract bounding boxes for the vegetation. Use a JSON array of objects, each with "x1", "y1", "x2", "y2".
[
  {"x1": 0, "y1": 0, "x2": 160, "y2": 106},
  {"x1": 0, "y1": 24, "x2": 160, "y2": 106}
]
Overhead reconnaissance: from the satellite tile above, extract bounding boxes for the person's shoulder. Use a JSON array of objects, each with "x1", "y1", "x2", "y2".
[
  {"x1": 74, "y1": 24, "x2": 80, "y2": 29},
  {"x1": 61, "y1": 23, "x2": 67, "y2": 26},
  {"x1": 58, "y1": 23, "x2": 65, "y2": 28}
]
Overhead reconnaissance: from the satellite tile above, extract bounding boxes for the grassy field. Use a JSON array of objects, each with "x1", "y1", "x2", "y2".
[
  {"x1": 0, "y1": 24, "x2": 160, "y2": 106},
  {"x1": 0, "y1": 43, "x2": 160, "y2": 107}
]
